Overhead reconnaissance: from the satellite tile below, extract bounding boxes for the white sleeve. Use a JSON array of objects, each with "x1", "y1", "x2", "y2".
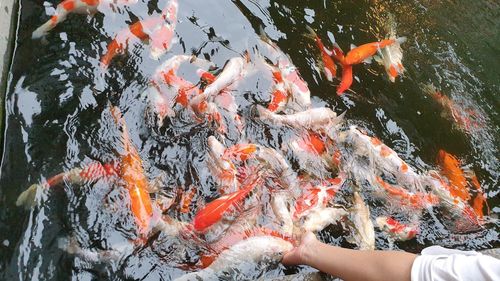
[{"x1": 411, "y1": 246, "x2": 500, "y2": 281}]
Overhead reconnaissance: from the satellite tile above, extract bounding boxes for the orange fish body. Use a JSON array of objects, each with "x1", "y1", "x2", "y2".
[
  {"x1": 337, "y1": 64, "x2": 353, "y2": 95},
  {"x1": 436, "y1": 150, "x2": 469, "y2": 201},
  {"x1": 193, "y1": 176, "x2": 261, "y2": 232},
  {"x1": 111, "y1": 107, "x2": 153, "y2": 235},
  {"x1": 344, "y1": 39, "x2": 394, "y2": 65}
]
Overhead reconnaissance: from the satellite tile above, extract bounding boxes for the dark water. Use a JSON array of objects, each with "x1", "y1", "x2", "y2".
[{"x1": 0, "y1": 0, "x2": 499, "y2": 280}]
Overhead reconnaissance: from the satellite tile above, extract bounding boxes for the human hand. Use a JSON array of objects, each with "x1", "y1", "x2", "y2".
[{"x1": 281, "y1": 231, "x2": 318, "y2": 266}]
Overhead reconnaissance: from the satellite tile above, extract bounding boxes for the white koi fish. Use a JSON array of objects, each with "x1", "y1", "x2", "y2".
[
  {"x1": 347, "y1": 192, "x2": 375, "y2": 250},
  {"x1": 174, "y1": 236, "x2": 292, "y2": 281},
  {"x1": 271, "y1": 191, "x2": 294, "y2": 235},
  {"x1": 302, "y1": 207, "x2": 347, "y2": 233},
  {"x1": 257, "y1": 105, "x2": 342, "y2": 132}
]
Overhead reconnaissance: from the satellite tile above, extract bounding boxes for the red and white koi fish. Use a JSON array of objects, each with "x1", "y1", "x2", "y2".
[
  {"x1": 288, "y1": 131, "x2": 333, "y2": 176},
  {"x1": 259, "y1": 32, "x2": 311, "y2": 111},
  {"x1": 302, "y1": 207, "x2": 347, "y2": 233},
  {"x1": 257, "y1": 105, "x2": 343, "y2": 132},
  {"x1": 100, "y1": 0, "x2": 178, "y2": 68},
  {"x1": 347, "y1": 192, "x2": 375, "y2": 250},
  {"x1": 110, "y1": 106, "x2": 153, "y2": 236},
  {"x1": 293, "y1": 177, "x2": 344, "y2": 220},
  {"x1": 305, "y1": 26, "x2": 337, "y2": 81},
  {"x1": 376, "y1": 216, "x2": 418, "y2": 241},
  {"x1": 376, "y1": 37, "x2": 406, "y2": 82},
  {"x1": 16, "y1": 161, "x2": 118, "y2": 208},
  {"x1": 192, "y1": 174, "x2": 263, "y2": 233},
  {"x1": 422, "y1": 84, "x2": 484, "y2": 132},
  {"x1": 174, "y1": 236, "x2": 292, "y2": 281},
  {"x1": 266, "y1": 68, "x2": 288, "y2": 112}
]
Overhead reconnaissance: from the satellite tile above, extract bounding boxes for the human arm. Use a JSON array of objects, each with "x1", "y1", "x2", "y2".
[{"x1": 282, "y1": 232, "x2": 417, "y2": 281}]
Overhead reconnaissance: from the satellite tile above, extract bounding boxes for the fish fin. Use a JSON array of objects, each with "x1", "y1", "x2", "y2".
[
  {"x1": 304, "y1": 25, "x2": 317, "y2": 39},
  {"x1": 350, "y1": 44, "x2": 357, "y2": 50},
  {"x1": 16, "y1": 184, "x2": 43, "y2": 209},
  {"x1": 396, "y1": 36, "x2": 407, "y2": 44},
  {"x1": 362, "y1": 56, "x2": 373, "y2": 64},
  {"x1": 373, "y1": 54, "x2": 383, "y2": 64}
]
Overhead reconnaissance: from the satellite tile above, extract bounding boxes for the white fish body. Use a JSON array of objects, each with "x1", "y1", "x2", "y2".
[
  {"x1": 302, "y1": 207, "x2": 347, "y2": 232},
  {"x1": 271, "y1": 191, "x2": 294, "y2": 235},
  {"x1": 174, "y1": 236, "x2": 292, "y2": 281},
  {"x1": 348, "y1": 192, "x2": 375, "y2": 250},
  {"x1": 257, "y1": 106, "x2": 341, "y2": 131}
]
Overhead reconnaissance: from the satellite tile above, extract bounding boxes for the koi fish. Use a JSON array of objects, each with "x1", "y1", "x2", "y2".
[
  {"x1": 271, "y1": 191, "x2": 294, "y2": 234},
  {"x1": 16, "y1": 161, "x2": 118, "y2": 208},
  {"x1": 293, "y1": 177, "x2": 344, "y2": 220},
  {"x1": 100, "y1": 0, "x2": 178, "y2": 68},
  {"x1": 344, "y1": 39, "x2": 398, "y2": 65},
  {"x1": 32, "y1": 0, "x2": 140, "y2": 39},
  {"x1": 305, "y1": 26, "x2": 337, "y2": 81},
  {"x1": 347, "y1": 192, "x2": 375, "y2": 250},
  {"x1": 436, "y1": 150, "x2": 469, "y2": 201},
  {"x1": 259, "y1": 31, "x2": 311, "y2": 111},
  {"x1": 376, "y1": 216, "x2": 417, "y2": 241},
  {"x1": 302, "y1": 207, "x2": 347, "y2": 233},
  {"x1": 180, "y1": 185, "x2": 198, "y2": 214},
  {"x1": 376, "y1": 37, "x2": 406, "y2": 82},
  {"x1": 253, "y1": 146, "x2": 298, "y2": 191},
  {"x1": 110, "y1": 106, "x2": 153, "y2": 236},
  {"x1": 189, "y1": 54, "x2": 249, "y2": 112},
  {"x1": 257, "y1": 105, "x2": 343, "y2": 132},
  {"x1": 375, "y1": 177, "x2": 439, "y2": 210},
  {"x1": 422, "y1": 84, "x2": 483, "y2": 132},
  {"x1": 267, "y1": 69, "x2": 288, "y2": 112},
  {"x1": 174, "y1": 236, "x2": 292, "y2": 281},
  {"x1": 192, "y1": 174, "x2": 262, "y2": 232},
  {"x1": 336, "y1": 64, "x2": 353, "y2": 95},
  {"x1": 207, "y1": 136, "x2": 238, "y2": 190}
]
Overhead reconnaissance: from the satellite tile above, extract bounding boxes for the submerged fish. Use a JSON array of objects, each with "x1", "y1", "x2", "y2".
[
  {"x1": 257, "y1": 105, "x2": 342, "y2": 132},
  {"x1": 305, "y1": 26, "x2": 337, "y2": 81},
  {"x1": 101, "y1": 0, "x2": 178, "y2": 68},
  {"x1": 347, "y1": 192, "x2": 375, "y2": 250},
  {"x1": 343, "y1": 39, "x2": 398, "y2": 65},
  {"x1": 376, "y1": 216, "x2": 417, "y2": 241}
]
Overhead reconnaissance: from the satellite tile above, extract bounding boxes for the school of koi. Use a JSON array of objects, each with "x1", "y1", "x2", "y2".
[{"x1": 16, "y1": 0, "x2": 491, "y2": 279}]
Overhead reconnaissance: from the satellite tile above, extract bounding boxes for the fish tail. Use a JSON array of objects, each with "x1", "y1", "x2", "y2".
[
  {"x1": 100, "y1": 39, "x2": 121, "y2": 69},
  {"x1": 336, "y1": 64, "x2": 353, "y2": 95},
  {"x1": 396, "y1": 36, "x2": 407, "y2": 45},
  {"x1": 304, "y1": 25, "x2": 317, "y2": 39},
  {"x1": 16, "y1": 184, "x2": 44, "y2": 208}
]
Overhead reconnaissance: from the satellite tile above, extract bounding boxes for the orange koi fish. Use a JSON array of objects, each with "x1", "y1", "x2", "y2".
[
  {"x1": 110, "y1": 107, "x2": 153, "y2": 235},
  {"x1": 376, "y1": 216, "x2": 417, "y2": 241},
  {"x1": 436, "y1": 150, "x2": 469, "y2": 201},
  {"x1": 192, "y1": 174, "x2": 262, "y2": 232},
  {"x1": 180, "y1": 185, "x2": 198, "y2": 214},
  {"x1": 305, "y1": 26, "x2": 337, "y2": 81},
  {"x1": 16, "y1": 161, "x2": 118, "y2": 208},
  {"x1": 343, "y1": 39, "x2": 396, "y2": 65},
  {"x1": 100, "y1": 0, "x2": 177, "y2": 68},
  {"x1": 336, "y1": 64, "x2": 353, "y2": 95}
]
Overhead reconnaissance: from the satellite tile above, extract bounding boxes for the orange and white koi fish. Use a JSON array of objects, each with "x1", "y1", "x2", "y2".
[
  {"x1": 426, "y1": 172, "x2": 483, "y2": 232},
  {"x1": 207, "y1": 136, "x2": 238, "y2": 191},
  {"x1": 259, "y1": 32, "x2": 311, "y2": 111},
  {"x1": 266, "y1": 68, "x2": 288, "y2": 112},
  {"x1": 376, "y1": 216, "x2": 418, "y2": 241},
  {"x1": 189, "y1": 54, "x2": 249, "y2": 111},
  {"x1": 192, "y1": 174, "x2": 263, "y2": 232},
  {"x1": 257, "y1": 105, "x2": 343, "y2": 132},
  {"x1": 32, "y1": 0, "x2": 139, "y2": 39},
  {"x1": 288, "y1": 131, "x2": 333, "y2": 177},
  {"x1": 347, "y1": 192, "x2": 375, "y2": 250},
  {"x1": 343, "y1": 39, "x2": 399, "y2": 65},
  {"x1": 16, "y1": 161, "x2": 118, "y2": 208},
  {"x1": 376, "y1": 37, "x2": 406, "y2": 82},
  {"x1": 174, "y1": 236, "x2": 293, "y2": 281},
  {"x1": 375, "y1": 176, "x2": 439, "y2": 210},
  {"x1": 293, "y1": 177, "x2": 344, "y2": 220},
  {"x1": 305, "y1": 26, "x2": 337, "y2": 81},
  {"x1": 100, "y1": 0, "x2": 178, "y2": 68},
  {"x1": 110, "y1": 106, "x2": 153, "y2": 236}
]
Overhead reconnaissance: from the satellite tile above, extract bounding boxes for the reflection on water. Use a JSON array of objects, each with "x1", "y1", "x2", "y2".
[{"x1": 0, "y1": 0, "x2": 499, "y2": 280}]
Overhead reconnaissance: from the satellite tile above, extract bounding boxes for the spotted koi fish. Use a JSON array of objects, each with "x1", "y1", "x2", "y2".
[
  {"x1": 101, "y1": 0, "x2": 178, "y2": 68},
  {"x1": 376, "y1": 216, "x2": 418, "y2": 241}
]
